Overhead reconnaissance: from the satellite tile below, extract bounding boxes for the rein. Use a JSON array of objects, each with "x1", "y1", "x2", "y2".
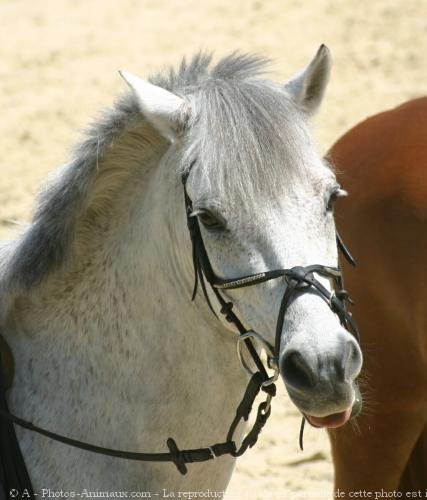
[{"x1": 0, "y1": 169, "x2": 358, "y2": 494}]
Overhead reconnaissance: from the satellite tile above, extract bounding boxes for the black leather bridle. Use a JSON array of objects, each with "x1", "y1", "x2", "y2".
[
  {"x1": 181, "y1": 168, "x2": 359, "y2": 450},
  {"x1": 0, "y1": 168, "x2": 359, "y2": 496},
  {"x1": 182, "y1": 168, "x2": 359, "y2": 357}
]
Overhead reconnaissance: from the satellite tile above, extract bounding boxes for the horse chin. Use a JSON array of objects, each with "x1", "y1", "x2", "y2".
[{"x1": 305, "y1": 383, "x2": 363, "y2": 429}]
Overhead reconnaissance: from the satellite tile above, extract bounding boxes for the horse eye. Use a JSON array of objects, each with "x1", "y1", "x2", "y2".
[
  {"x1": 197, "y1": 210, "x2": 224, "y2": 229},
  {"x1": 326, "y1": 187, "x2": 344, "y2": 212}
]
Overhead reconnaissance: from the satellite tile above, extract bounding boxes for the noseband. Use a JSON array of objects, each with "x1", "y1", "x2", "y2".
[{"x1": 0, "y1": 169, "x2": 359, "y2": 494}]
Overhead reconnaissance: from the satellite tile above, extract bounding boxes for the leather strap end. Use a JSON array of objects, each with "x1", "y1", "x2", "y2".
[{"x1": 166, "y1": 438, "x2": 188, "y2": 475}]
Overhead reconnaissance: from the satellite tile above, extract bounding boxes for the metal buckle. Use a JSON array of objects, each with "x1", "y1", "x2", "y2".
[{"x1": 236, "y1": 331, "x2": 279, "y2": 386}]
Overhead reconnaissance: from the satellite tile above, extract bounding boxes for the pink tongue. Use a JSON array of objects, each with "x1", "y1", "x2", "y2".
[{"x1": 306, "y1": 408, "x2": 352, "y2": 429}]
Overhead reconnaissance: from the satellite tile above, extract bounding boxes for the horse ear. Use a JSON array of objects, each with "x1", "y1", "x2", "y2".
[
  {"x1": 284, "y1": 45, "x2": 331, "y2": 115},
  {"x1": 119, "y1": 70, "x2": 188, "y2": 141}
]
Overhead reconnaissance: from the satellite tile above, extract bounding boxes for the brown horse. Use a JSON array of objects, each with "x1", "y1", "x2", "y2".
[{"x1": 328, "y1": 97, "x2": 427, "y2": 494}]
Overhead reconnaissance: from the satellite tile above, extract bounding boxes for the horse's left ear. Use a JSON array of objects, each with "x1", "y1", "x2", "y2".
[
  {"x1": 119, "y1": 70, "x2": 188, "y2": 141},
  {"x1": 284, "y1": 44, "x2": 331, "y2": 115}
]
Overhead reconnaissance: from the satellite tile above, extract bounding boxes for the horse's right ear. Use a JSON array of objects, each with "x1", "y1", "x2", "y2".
[
  {"x1": 284, "y1": 45, "x2": 331, "y2": 115},
  {"x1": 119, "y1": 70, "x2": 188, "y2": 142}
]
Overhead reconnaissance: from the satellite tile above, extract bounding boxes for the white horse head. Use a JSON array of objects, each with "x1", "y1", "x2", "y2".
[
  {"x1": 121, "y1": 46, "x2": 362, "y2": 426},
  {"x1": 0, "y1": 47, "x2": 362, "y2": 492}
]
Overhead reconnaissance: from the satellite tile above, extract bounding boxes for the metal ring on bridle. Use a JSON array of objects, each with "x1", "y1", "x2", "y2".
[
  {"x1": 236, "y1": 330, "x2": 279, "y2": 386},
  {"x1": 263, "y1": 393, "x2": 273, "y2": 414}
]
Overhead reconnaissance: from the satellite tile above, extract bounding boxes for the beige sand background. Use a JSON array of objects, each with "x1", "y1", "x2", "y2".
[{"x1": 1, "y1": 0, "x2": 426, "y2": 498}]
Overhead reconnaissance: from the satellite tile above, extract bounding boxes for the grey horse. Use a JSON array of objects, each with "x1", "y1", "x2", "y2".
[{"x1": 0, "y1": 46, "x2": 362, "y2": 494}]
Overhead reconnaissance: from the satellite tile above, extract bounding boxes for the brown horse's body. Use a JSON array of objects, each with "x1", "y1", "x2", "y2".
[{"x1": 328, "y1": 98, "x2": 427, "y2": 493}]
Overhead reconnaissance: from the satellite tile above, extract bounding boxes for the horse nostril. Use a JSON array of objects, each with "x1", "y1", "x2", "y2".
[{"x1": 281, "y1": 349, "x2": 315, "y2": 391}]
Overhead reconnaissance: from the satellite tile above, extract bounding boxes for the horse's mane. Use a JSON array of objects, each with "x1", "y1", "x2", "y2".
[{"x1": 0, "y1": 52, "x2": 307, "y2": 305}]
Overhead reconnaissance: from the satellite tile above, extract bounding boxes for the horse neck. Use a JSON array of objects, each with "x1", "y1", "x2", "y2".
[{"x1": 6, "y1": 144, "x2": 247, "y2": 468}]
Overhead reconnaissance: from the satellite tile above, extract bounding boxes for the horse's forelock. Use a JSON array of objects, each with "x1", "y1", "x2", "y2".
[{"x1": 171, "y1": 55, "x2": 309, "y2": 202}]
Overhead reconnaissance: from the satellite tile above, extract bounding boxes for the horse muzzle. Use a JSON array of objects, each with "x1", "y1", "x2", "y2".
[{"x1": 279, "y1": 330, "x2": 363, "y2": 428}]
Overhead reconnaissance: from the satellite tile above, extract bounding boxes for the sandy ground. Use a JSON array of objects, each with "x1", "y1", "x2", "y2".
[{"x1": 1, "y1": 0, "x2": 426, "y2": 498}]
